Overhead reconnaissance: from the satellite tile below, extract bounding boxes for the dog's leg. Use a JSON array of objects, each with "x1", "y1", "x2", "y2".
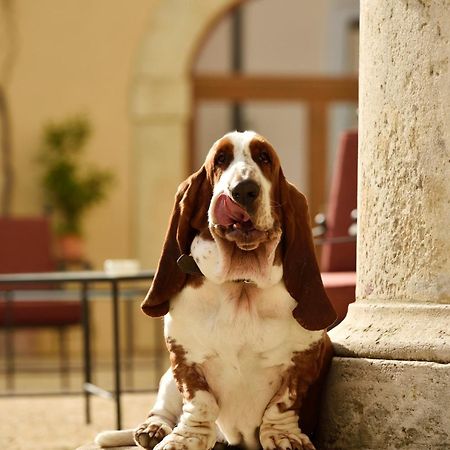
[
  {"x1": 260, "y1": 336, "x2": 332, "y2": 450},
  {"x1": 134, "y1": 368, "x2": 183, "y2": 448},
  {"x1": 95, "y1": 369, "x2": 182, "y2": 449},
  {"x1": 153, "y1": 343, "x2": 219, "y2": 450},
  {"x1": 260, "y1": 402, "x2": 315, "y2": 450},
  {"x1": 154, "y1": 389, "x2": 218, "y2": 450}
]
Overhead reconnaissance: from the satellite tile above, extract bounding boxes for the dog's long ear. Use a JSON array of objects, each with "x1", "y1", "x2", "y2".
[
  {"x1": 141, "y1": 166, "x2": 211, "y2": 317},
  {"x1": 278, "y1": 170, "x2": 337, "y2": 330}
]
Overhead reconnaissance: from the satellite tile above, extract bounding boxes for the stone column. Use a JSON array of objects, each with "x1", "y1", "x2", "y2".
[{"x1": 318, "y1": 1, "x2": 450, "y2": 449}]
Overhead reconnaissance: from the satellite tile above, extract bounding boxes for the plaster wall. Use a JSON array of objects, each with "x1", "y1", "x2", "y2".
[{"x1": 5, "y1": 0, "x2": 153, "y2": 267}]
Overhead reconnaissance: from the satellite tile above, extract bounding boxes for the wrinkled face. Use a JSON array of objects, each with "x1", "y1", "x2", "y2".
[{"x1": 205, "y1": 131, "x2": 281, "y2": 251}]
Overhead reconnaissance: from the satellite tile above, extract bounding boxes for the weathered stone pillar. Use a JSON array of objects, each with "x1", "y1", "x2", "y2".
[{"x1": 318, "y1": 1, "x2": 450, "y2": 449}]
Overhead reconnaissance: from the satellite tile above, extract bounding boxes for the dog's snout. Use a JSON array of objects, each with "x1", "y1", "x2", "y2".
[{"x1": 231, "y1": 179, "x2": 260, "y2": 209}]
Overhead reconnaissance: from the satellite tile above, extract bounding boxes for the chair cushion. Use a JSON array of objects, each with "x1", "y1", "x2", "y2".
[{"x1": 0, "y1": 300, "x2": 82, "y2": 327}]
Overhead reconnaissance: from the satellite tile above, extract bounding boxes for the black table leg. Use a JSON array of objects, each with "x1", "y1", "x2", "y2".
[
  {"x1": 111, "y1": 280, "x2": 122, "y2": 430},
  {"x1": 124, "y1": 299, "x2": 134, "y2": 390},
  {"x1": 4, "y1": 291, "x2": 15, "y2": 391},
  {"x1": 154, "y1": 318, "x2": 164, "y2": 387},
  {"x1": 81, "y1": 281, "x2": 91, "y2": 424}
]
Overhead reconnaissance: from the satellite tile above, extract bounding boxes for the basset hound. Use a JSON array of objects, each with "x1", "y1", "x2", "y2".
[{"x1": 96, "y1": 131, "x2": 336, "y2": 450}]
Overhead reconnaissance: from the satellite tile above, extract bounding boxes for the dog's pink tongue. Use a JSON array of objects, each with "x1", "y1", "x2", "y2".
[{"x1": 214, "y1": 194, "x2": 250, "y2": 226}]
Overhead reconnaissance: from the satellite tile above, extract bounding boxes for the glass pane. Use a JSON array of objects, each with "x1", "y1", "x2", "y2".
[{"x1": 194, "y1": 0, "x2": 359, "y2": 76}]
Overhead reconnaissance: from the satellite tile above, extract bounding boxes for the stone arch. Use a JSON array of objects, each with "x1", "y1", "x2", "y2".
[{"x1": 130, "y1": 0, "x2": 243, "y2": 266}]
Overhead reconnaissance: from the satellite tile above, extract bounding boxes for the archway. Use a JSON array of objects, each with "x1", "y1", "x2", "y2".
[{"x1": 130, "y1": 0, "x2": 242, "y2": 267}]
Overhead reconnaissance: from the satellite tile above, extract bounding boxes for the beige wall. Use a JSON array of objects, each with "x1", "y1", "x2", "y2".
[{"x1": 7, "y1": 0, "x2": 154, "y2": 268}]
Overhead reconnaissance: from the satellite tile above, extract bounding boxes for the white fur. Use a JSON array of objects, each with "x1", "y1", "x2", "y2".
[
  {"x1": 190, "y1": 233, "x2": 282, "y2": 288},
  {"x1": 95, "y1": 429, "x2": 135, "y2": 447}
]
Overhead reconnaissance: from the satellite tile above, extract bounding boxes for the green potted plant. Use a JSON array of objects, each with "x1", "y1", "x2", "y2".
[{"x1": 38, "y1": 115, "x2": 114, "y2": 263}]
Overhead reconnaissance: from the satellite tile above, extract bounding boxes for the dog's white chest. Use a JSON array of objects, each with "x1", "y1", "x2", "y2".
[
  {"x1": 166, "y1": 280, "x2": 316, "y2": 360},
  {"x1": 165, "y1": 279, "x2": 322, "y2": 446}
]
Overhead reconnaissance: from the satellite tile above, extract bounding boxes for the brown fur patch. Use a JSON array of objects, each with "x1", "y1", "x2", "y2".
[
  {"x1": 199, "y1": 227, "x2": 214, "y2": 241},
  {"x1": 276, "y1": 334, "x2": 329, "y2": 412},
  {"x1": 249, "y1": 137, "x2": 280, "y2": 182},
  {"x1": 205, "y1": 137, "x2": 235, "y2": 185},
  {"x1": 277, "y1": 173, "x2": 337, "y2": 331},
  {"x1": 185, "y1": 274, "x2": 205, "y2": 289},
  {"x1": 271, "y1": 334, "x2": 333, "y2": 436},
  {"x1": 166, "y1": 337, "x2": 210, "y2": 400},
  {"x1": 141, "y1": 166, "x2": 212, "y2": 318}
]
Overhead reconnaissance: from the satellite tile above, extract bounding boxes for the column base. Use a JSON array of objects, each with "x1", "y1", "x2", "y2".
[
  {"x1": 317, "y1": 357, "x2": 450, "y2": 450},
  {"x1": 329, "y1": 302, "x2": 450, "y2": 363}
]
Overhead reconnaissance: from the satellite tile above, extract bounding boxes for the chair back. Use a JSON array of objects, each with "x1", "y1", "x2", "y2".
[
  {"x1": 320, "y1": 131, "x2": 358, "y2": 272},
  {"x1": 0, "y1": 217, "x2": 56, "y2": 289}
]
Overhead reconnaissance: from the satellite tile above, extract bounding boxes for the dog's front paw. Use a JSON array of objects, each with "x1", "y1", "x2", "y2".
[
  {"x1": 154, "y1": 427, "x2": 215, "y2": 450},
  {"x1": 260, "y1": 428, "x2": 316, "y2": 450},
  {"x1": 134, "y1": 419, "x2": 173, "y2": 449}
]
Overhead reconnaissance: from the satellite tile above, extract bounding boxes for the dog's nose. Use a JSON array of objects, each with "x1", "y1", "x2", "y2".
[{"x1": 231, "y1": 179, "x2": 260, "y2": 209}]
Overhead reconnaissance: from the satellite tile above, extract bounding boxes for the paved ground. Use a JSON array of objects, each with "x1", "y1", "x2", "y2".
[{"x1": 0, "y1": 392, "x2": 156, "y2": 450}]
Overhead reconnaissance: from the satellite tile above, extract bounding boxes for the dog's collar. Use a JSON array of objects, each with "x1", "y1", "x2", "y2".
[
  {"x1": 177, "y1": 254, "x2": 256, "y2": 285},
  {"x1": 232, "y1": 278, "x2": 255, "y2": 284},
  {"x1": 177, "y1": 254, "x2": 203, "y2": 276}
]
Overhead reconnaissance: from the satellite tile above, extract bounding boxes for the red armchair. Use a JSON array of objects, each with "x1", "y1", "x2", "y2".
[{"x1": 0, "y1": 217, "x2": 82, "y2": 390}]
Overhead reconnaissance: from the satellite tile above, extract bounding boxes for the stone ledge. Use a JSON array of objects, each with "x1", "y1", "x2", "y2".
[
  {"x1": 329, "y1": 302, "x2": 450, "y2": 363},
  {"x1": 317, "y1": 356, "x2": 450, "y2": 450}
]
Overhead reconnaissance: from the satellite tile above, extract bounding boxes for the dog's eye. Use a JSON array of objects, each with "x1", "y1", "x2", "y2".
[
  {"x1": 258, "y1": 151, "x2": 271, "y2": 164},
  {"x1": 215, "y1": 152, "x2": 228, "y2": 166}
]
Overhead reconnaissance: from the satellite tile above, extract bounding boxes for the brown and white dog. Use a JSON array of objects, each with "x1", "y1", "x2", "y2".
[{"x1": 96, "y1": 131, "x2": 336, "y2": 450}]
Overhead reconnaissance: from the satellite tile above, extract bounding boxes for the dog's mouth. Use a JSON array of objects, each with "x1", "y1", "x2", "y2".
[
  {"x1": 212, "y1": 194, "x2": 268, "y2": 250},
  {"x1": 214, "y1": 193, "x2": 254, "y2": 229}
]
